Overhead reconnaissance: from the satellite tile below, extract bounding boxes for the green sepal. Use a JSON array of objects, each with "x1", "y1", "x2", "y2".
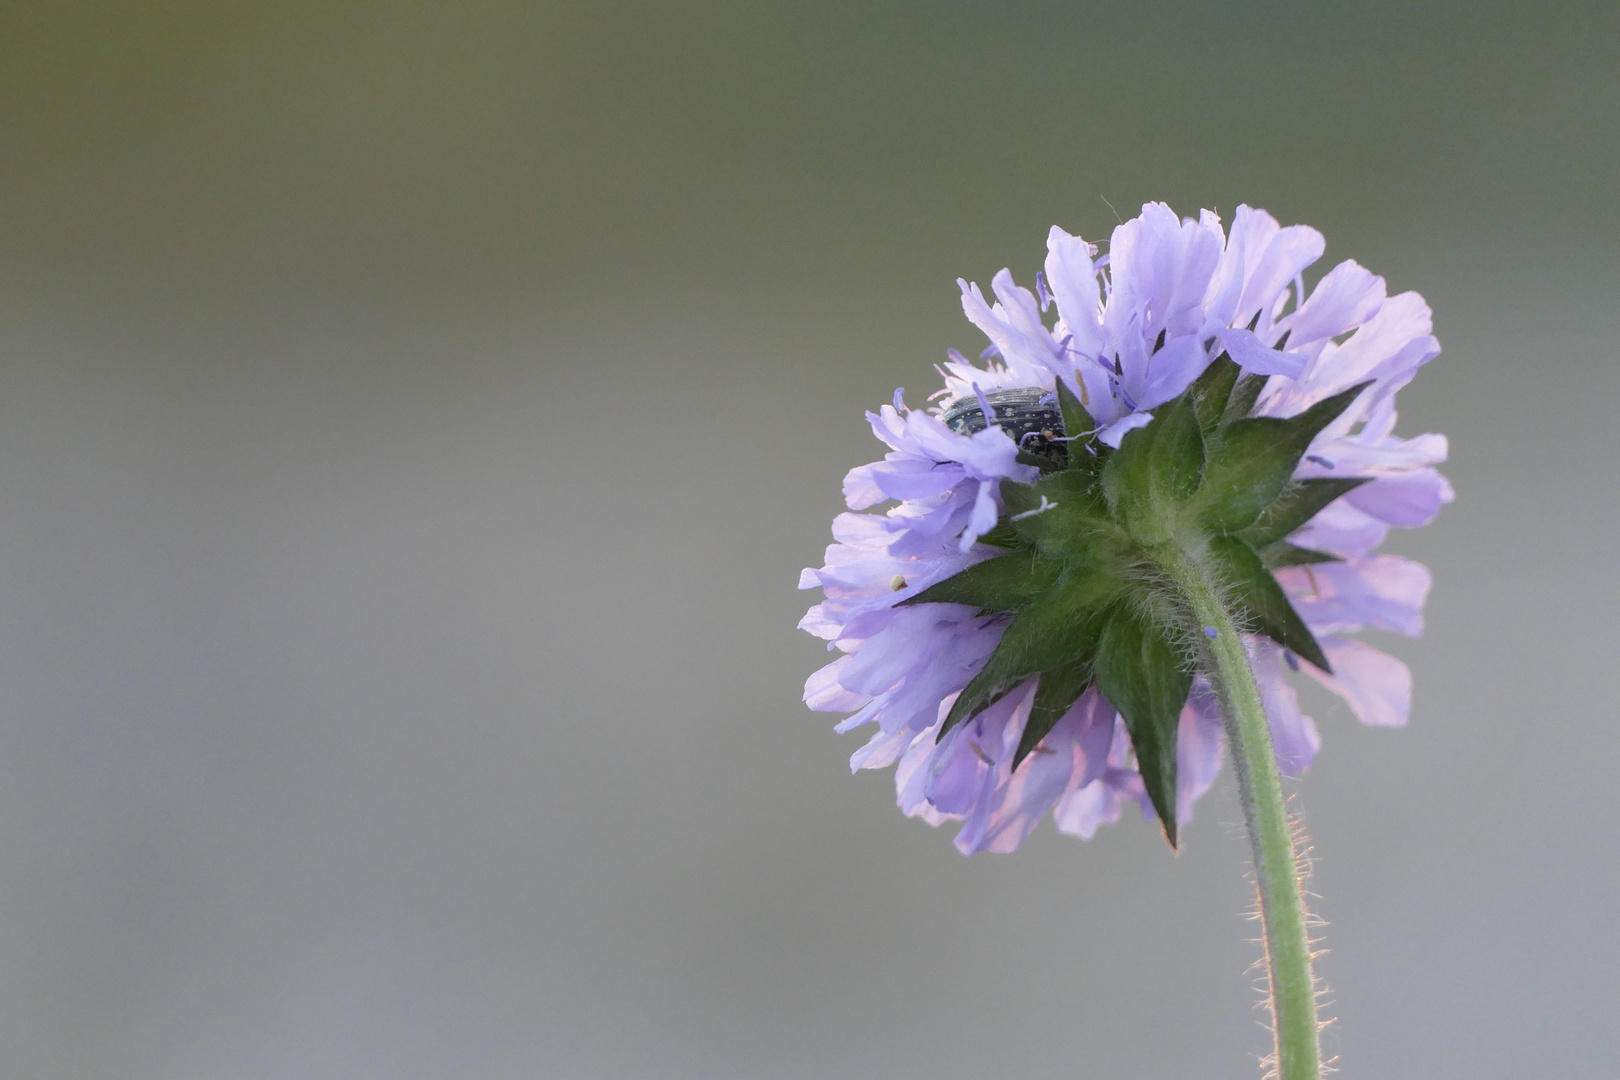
[
  {"x1": 1002, "y1": 472, "x2": 1125, "y2": 560},
  {"x1": 939, "y1": 671, "x2": 1017, "y2": 743},
  {"x1": 1016, "y1": 449, "x2": 1066, "y2": 474},
  {"x1": 1189, "y1": 353, "x2": 1240, "y2": 437},
  {"x1": 973, "y1": 520, "x2": 1025, "y2": 550},
  {"x1": 938, "y1": 563, "x2": 1122, "y2": 741},
  {"x1": 1224, "y1": 372, "x2": 1267, "y2": 422},
  {"x1": 1101, "y1": 392, "x2": 1205, "y2": 543},
  {"x1": 1195, "y1": 381, "x2": 1372, "y2": 534},
  {"x1": 1054, "y1": 380, "x2": 1102, "y2": 476},
  {"x1": 1239, "y1": 477, "x2": 1371, "y2": 548},
  {"x1": 1260, "y1": 542, "x2": 1343, "y2": 569},
  {"x1": 901, "y1": 549, "x2": 1060, "y2": 613},
  {"x1": 1206, "y1": 535, "x2": 1332, "y2": 673},
  {"x1": 1013, "y1": 658, "x2": 1094, "y2": 771},
  {"x1": 1004, "y1": 469, "x2": 1110, "y2": 519},
  {"x1": 1093, "y1": 602, "x2": 1192, "y2": 847}
]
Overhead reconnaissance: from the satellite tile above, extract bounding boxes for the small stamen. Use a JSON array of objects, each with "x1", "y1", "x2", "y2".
[
  {"x1": 980, "y1": 344, "x2": 1001, "y2": 361},
  {"x1": 890, "y1": 575, "x2": 907, "y2": 592},
  {"x1": 1009, "y1": 495, "x2": 1059, "y2": 521},
  {"x1": 1047, "y1": 428, "x2": 1095, "y2": 443},
  {"x1": 1036, "y1": 271, "x2": 1051, "y2": 312},
  {"x1": 946, "y1": 348, "x2": 970, "y2": 366},
  {"x1": 1305, "y1": 454, "x2": 1334, "y2": 469},
  {"x1": 969, "y1": 742, "x2": 995, "y2": 766},
  {"x1": 1283, "y1": 649, "x2": 1300, "y2": 672},
  {"x1": 892, "y1": 388, "x2": 908, "y2": 413}
]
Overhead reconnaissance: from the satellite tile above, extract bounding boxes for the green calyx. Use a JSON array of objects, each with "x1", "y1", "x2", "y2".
[{"x1": 905, "y1": 357, "x2": 1372, "y2": 847}]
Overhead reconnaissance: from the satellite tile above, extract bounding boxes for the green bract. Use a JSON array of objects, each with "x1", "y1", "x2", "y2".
[{"x1": 903, "y1": 356, "x2": 1372, "y2": 846}]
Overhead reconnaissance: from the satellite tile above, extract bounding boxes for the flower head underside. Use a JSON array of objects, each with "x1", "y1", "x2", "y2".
[{"x1": 800, "y1": 203, "x2": 1451, "y2": 854}]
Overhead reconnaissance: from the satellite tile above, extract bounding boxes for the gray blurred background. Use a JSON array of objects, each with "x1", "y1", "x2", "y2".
[{"x1": 0, "y1": 2, "x2": 1615, "y2": 1077}]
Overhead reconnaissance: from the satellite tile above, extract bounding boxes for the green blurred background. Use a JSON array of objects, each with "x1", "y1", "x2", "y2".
[{"x1": 1, "y1": 2, "x2": 1616, "y2": 1077}]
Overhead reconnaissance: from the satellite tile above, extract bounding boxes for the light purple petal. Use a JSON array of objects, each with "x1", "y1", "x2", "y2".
[
  {"x1": 1107, "y1": 204, "x2": 1224, "y2": 345},
  {"x1": 1132, "y1": 334, "x2": 1212, "y2": 409},
  {"x1": 964, "y1": 683, "x2": 1119, "y2": 853},
  {"x1": 1052, "y1": 718, "x2": 1144, "y2": 840},
  {"x1": 804, "y1": 656, "x2": 869, "y2": 712},
  {"x1": 866, "y1": 459, "x2": 962, "y2": 501},
  {"x1": 1343, "y1": 469, "x2": 1455, "y2": 527},
  {"x1": 923, "y1": 724, "x2": 992, "y2": 815},
  {"x1": 1069, "y1": 689, "x2": 1119, "y2": 790},
  {"x1": 895, "y1": 720, "x2": 952, "y2": 825},
  {"x1": 1289, "y1": 498, "x2": 1390, "y2": 557},
  {"x1": 838, "y1": 606, "x2": 949, "y2": 695},
  {"x1": 849, "y1": 723, "x2": 921, "y2": 772},
  {"x1": 1278, "y1": 556, "x2": 1432, "y2": 638},
  {"x1": 1305, "y1": 637, "x2": 1412, "y2": 728},
  {"x1": 1097, "y1": 411, "x2": 1154, "y2": 448},
  {"x1": 1251, "y1": 643, "x2": 1321, "y2": 775},
  {"x1": 958, "y1": 480, "x2": 999, "y2": 551},
  {"x1": 1203, "y1": 205, "x2": 1274, "y2": 328},
  {"x1": 851, "y1": 621, "x2": 1001, "y2": 738},
  {"x1": 1043, "y1": 226, "x2": 1105, "y2": 359},
  {"x1": 1232, "y1": 218, "x2": 1326, "y2": 334},
  {"x1": 841, "y1": 460, "x2": 891, "y2": 510},
  {"x1": 1051, "y1": 780, "x2": 1123, "y2": 840},
  {"x1": 957, "y1": 275, "x2": 1065, "y2": 388},
  {"x1": 1282, "y1": 291, "x2": 1438, "y2": 411},
  {"x1": 1216, "y1": 326, "x2": 1306, "y2": 378},
  {"x1": 1175, "y1": 693, "x2": 1227, "y2": 823},
  {"x1": 1280, "y1": 259, "x2": 1386, "y2": 350},
  {"x1": 1296, "y1": 431, "x2": 1449, "y2": 476}
]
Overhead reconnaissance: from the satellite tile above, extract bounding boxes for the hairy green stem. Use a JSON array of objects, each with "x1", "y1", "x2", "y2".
[{"x1": 1158, "y1": 542, "x2": 1320, "y2": 1080}]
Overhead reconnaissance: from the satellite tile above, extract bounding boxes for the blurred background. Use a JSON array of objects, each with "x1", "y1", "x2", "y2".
[{"x1": 0, "y1": 2, "x2": 1615, "y2": 1077}]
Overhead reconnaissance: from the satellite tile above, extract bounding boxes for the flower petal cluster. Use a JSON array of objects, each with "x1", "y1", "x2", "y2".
[{"x1": 799, "y1": 203, "x2": 1450, "y2": 854}]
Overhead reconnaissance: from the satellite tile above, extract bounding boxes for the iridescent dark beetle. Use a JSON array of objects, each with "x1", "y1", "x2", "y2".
[{"x1": 942, "y1": 387, "x2": 1070, "y2": 465}]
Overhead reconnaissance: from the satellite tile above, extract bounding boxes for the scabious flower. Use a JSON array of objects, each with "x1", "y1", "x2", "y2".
[{"x1": 799, "y1": 203, "x2": 1450, "y2": 854}]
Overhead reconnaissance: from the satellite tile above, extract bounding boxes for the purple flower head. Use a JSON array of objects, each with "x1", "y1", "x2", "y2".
[{"x1": 801, "y1": 203, "x2": 1450, "y2": 853}]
